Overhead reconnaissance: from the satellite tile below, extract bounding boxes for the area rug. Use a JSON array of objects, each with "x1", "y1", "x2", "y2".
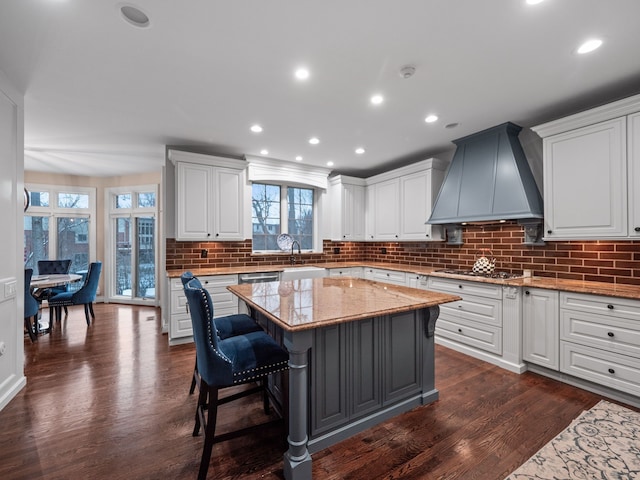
[{"x1": 505, "y1": 400, "x2": 640, "y2": 479}]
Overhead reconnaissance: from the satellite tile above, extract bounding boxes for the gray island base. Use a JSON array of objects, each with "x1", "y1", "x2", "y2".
[{"x1": 228, "y1": 276, "x2": 460, "y2": 480}]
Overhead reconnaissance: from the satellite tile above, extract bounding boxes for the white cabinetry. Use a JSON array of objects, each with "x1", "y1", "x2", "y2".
[
  {"x1": 560, "y1": 291, "x2": 640, "y2": 396},
  {"x1": 533, "y1": 92, "x2": 640, "y2": 240},
  {"x1": 363, "y1": 267, "x2": 406, "y2": 286},
  {"x1": 522, "y1": 288, "x2": 559, "y2": 370},
  {"x1": 327, "y1": 267, "x2": 363, "y2": 278},
  {"x1": 328, "y1": 176, "x2": 366, "y2": 241},
  {"x1": 168, "y1": 274, "x2": 239, "y2": 345},
  {"x1": 170, "y1": 150, "x2": 246, "y2": 241},
  {"x1": 365, "y1": 158, "x2": 447, "y2": 241}
]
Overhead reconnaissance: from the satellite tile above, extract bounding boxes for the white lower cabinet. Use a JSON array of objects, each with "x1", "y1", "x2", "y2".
[
  {"x1": 522, "y1": 288, "x2": 559, "y2": 370},
  {"x1": 328, "y1": 267, "x2": 363, "y2": 278},
  {"x1": 363, "y1": 267, "x2": 406, "y2": 286},
  {"x1": 559, "y1": 291, "x2": 640, "y2": 396},
  {"x1": 168, "y1": 274, "x2": 239, "y2": 344}
]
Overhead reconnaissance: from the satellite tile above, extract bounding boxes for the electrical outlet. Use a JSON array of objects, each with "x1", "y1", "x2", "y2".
[
  {"x1": 4, "y1": 281, "x2": 16, "y2": 299},
  {"x1": 201, "y1": 249, "x2": 208, "y2": 258},
  {"x1": 333, "y1": 247, "x2": 340, "y2": 254},
  {"x1": 381, "y1": 247, "x2": 387, "y2": 254}
]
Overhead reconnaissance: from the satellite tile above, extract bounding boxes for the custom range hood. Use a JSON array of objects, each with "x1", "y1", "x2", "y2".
[{"x1": 428, "y1": 122, "x2": 543, "y2": 229}]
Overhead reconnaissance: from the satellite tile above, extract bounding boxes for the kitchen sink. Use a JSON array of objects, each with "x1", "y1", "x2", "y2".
[{"x1": 280, "y1": 266, "x2": 327, "y2": 281}]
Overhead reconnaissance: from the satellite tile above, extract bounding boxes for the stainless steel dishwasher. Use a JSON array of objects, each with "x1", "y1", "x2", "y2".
[{"x1": 237, "y1": 271, "x2": 280, "y2": 314}]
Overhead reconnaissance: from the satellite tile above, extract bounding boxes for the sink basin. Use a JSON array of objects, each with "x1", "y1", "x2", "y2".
[{"x1": 280, "y1": 266, "x2": 327, "y2": 281}]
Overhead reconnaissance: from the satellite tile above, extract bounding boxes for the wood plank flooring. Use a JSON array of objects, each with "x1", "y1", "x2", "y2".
[{"x1": 0, "y1": 303, "x2": 611, "y2": 479}]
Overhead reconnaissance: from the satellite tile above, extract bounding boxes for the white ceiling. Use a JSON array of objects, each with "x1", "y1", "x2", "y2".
[{"x1": 2, "y1": 0, "x2": 640, "y2": 177}]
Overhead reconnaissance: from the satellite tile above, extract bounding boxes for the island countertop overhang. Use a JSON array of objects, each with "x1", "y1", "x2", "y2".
[{"x1": 228, "y1": 276, "x2": 461, "y2": 332}]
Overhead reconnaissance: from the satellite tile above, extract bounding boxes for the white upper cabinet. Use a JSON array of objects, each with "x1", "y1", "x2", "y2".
[
  {"x1": 542, "y1": 117, "x2": 627, "y2": 239},
  {"x1": 365, "y1": 158, "x2": 447, "y2": 241},
  {"x1": 328, "y1": 176, "x2": 366, "y2": 241},
  {"x1": 533, "y1": 92, "x2": 640, "y2": 240},
  {"x1": 400, "y1": 169, "x2": 445, "y2": 241},
  {"x1": 171, "y1": 150, "x2": 246, "y2": 241},
  {"x1": 629, "y1": 112, "x2": 640, "y2": 238}
]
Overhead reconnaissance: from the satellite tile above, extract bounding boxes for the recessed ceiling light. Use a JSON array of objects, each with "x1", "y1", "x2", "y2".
[
  {"x1": 370, "y1": 94, "x2": 384, "y2": 105},
  {"x1": 327, "y1": 161, "x2": 334, "y2": 167},
  {"x1": 295, "y1": 156, "x2": 303, "y2": 161},
  {"x1": 309, "y1": 137, "x2": 320, "y2": 145},
  {"x1": 120, "y1": 5, "x2": 150, "y2": 28},
  {"x1": 260, "y1": 149, "x2": 269, "y2": 155},
  {"x1": 250, "y1": 124, "x2": 263, "y2": 133},
  {"x1": 526, "y1": 0, "x2": 545, "y2": 5},
  {"x1": 577, "y1": 38, "x2": 603, "y2": 54},
  {"x1": 295, "y1": 68, "x2": 309, "y2": 80},
  {"x1": 425, "y1": 115, "x2": 439, "y2": 123},
  {"x1": 355, "y1": 147, "x2": 365, "y2": 155}
]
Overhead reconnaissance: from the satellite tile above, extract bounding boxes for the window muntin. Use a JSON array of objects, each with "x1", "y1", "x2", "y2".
[{"x1": 251, "y1": 183, "x2": 315, "y2": 252}]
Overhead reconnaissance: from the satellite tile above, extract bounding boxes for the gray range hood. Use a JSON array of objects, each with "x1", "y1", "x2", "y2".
[{"x1": 427, "y1": 122, "x2": 543, "y2": 225}]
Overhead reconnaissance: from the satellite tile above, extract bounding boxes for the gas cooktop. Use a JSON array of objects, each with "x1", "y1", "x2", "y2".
[{"x1": 436, "y1": 269, "x2": 523, "y2": 279}]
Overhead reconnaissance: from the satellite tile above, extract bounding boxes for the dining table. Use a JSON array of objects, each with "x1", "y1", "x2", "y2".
[{"x1": 30, "y1": 273, "x2": 83, "y2": 333}]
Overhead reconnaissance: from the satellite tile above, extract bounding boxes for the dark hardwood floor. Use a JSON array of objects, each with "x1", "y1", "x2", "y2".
[{"x1": 1, "y1": 303, "x2": 610, "y2": 479}]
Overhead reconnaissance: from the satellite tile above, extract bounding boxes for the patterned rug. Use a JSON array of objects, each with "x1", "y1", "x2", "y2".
[{"x1": 505, "y1": 400, "x2": 640, "y2": 479}]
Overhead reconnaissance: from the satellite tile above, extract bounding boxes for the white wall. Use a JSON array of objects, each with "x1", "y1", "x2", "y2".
[{"x1": 0, "y1": 67, "x2": 25, "y2": 410}]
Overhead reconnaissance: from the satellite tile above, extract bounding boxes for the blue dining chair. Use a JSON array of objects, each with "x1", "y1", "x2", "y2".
[
  {"x1": 37, "y1": 259, "x2": 72, "y2": 315},
  {"x1": 24, "y1": 268, "x2": 41, "y2": 342},
  {"x1": 180, "y1": 271, "x2": 263, "y2": 394},
  {"x1": 48, "y1": 262, "x2": 102, "y2": 326},
  {"x1": 182, "y1": 277, "x2": 289, "y2": 480}
]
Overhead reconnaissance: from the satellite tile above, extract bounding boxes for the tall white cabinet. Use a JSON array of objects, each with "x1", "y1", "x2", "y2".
[
  {"x1": 533, "y1": 93, "x2": 640, "y2": 240},
  {"x1": 522, "y1": 288, "x2": 559, "y2": 370},
  {"x1": 169, "y1": 150, "x2": 246, "y2": 241},
  {"x1": 365, "y1": 158, "x2": 447, "y2": 241},
  {"x1": 328, "y1": 175, "x2": 366, "y2": 241}
]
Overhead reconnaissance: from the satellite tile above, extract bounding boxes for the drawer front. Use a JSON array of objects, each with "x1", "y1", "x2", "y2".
[
  {"x1": 427, "y1": 277, "x2": 502, "y2": 299},
  {"x1": 436, "y1": 316, "x2": 502, "y2": 355},
  {"x1": 170, "y1": 289, "x2": 189, "y2": 315},
  {"x1": 170, "y1": 277, "x2": 184, "y2": 290},
  {"x1": 560, "y1": 341, "x2": 640, "y2": 396},
  {"x1": 439, "y1": 293, "x2": 502, "y2": 327},
  {"x1": 561, "y1": 292, "x2": 640, "y2": 321},
  {"x1": 560, "y1": 309, "x2": 640, "y2": 357},
  {"x1": 171, "y1": 313, "x2": 193, "y2": 339},
  {"x1": 372, "y1": 269, "x2": 406, "y2": 285}
]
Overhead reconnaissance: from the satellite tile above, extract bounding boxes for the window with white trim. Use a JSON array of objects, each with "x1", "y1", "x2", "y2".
[{"x1": 252, "y1": 183, "x2": 315, "y2": 252}]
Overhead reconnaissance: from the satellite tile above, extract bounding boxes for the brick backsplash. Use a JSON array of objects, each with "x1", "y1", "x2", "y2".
[{"x1": 166, "y1": 222, "x2": 640, "y2": 285}]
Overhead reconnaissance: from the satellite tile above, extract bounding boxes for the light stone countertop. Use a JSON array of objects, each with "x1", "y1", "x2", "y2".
[
  {"x1": 168, "y1": 262, "x2": 640, "y2": 300},
  {"x1": 228, "y1": 276, "x2": 460, "y2": 332}
]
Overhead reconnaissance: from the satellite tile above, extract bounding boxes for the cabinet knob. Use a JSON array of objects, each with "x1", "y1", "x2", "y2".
[
  {"x1": 525, "y1": 290, "x2": 530, "y2": 295},
  {"x1": 458, "y1": 328, "x2": 462, "y2": 333},
  {"x1": 215, "y1": 233, "x2": 219, "y2": 237},
  {"x1": 608, "y1": 368, "x2": 615, "y2": 374},
  {"x1": 343, "y1": 235, "x2": 346, "y2": 238},
  {"x1": 207, "y1": 233, "x2": 211, "y2": 237},
  {"x1": 425, "y1": 234, "x2": 429, "y2": 237},
  {"x1": 607, "y1": 331, "x2": 614, "y2": 337},
  {"x1": 395, "y1": 234, "x2": 398, "y2": 238},
  {"x1": 607, "y1": 304, "x2": 614, "y2": 310},
  {"x1": 547, "y1": 230, "x2": 552, "y2": 234},
  {"x1": 458, "y1": 285, "x2": 463, "y2": 289},
  {"x1": 635, "y1": 227, "x2": 640, "y2": 232}
]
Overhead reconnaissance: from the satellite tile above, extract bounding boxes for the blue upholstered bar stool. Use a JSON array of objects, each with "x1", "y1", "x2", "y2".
[
  {"x1": 24, "y1": 268, "x2": 40, "y2": 342},
  {"x1": 182, "y1": 277, "x2": 289, "y2": 480},
  {"x1": 48, "y1": 262, "x2": 102, "y2": 326},
  {"x1": 180, "y1": 271, "x2": 263, "y2": 394}
]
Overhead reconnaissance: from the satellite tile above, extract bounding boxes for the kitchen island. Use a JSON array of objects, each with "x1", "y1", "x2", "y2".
[{"x1": 228, "y1": 276, "x2": 459, "y2": 480}]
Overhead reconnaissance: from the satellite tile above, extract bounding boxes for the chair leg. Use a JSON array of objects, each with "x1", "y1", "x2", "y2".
[
  {"x1": 63, "y1": 306, "x2": 68, "y2": 317},
  {"x1": 88, "y1": 302, "x2": 95, "y2": 319},
  {"x1": 84, "y1": 304, "x2": 91, "y2": 325},
  {"x1": 25, "y1": 316, "x2": 37, "y2": 342},
  {"x1": 198, "y1": 384, "x2": 219, "y2": 480},
  {"x1": 262, "y1": 379, "x2": 270, "y2": 414},
  {"x1": 189, "y1": 359, "x2": 198, "y2": 395},
  {"x1": 193, "y1": 380, "x2": 207, "y2": 437}
]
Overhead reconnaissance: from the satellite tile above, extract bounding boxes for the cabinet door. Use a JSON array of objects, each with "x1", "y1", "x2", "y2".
[
  {"x1": 629, "y1": 112, "x2": 640, "y2": 237},
  {"x1": 175, "y1": 162, "x2": 212, "y2": 240},
  {"x1": 523, "y1": 288, "x2": 559, "y2": 370},
  {"x1": 351, "y1": 318, "x2": 382, "y2": 419},
  {"x1": 400, "y1": 171, "x2": 443, "y2": 240},
  {"x1": 344, "y1": 183, "x2": 366, "y2": 241},
  {"x1": 214, "y1": 168, "x2": 244, "y2": 240},
  {"x1": 543, "y1": 117, "x2": 627, "y2": 239},
  {"x1": 311, "y1": 324, "x2": 349, "y2": 436},
  {"x1": 372, "y1": 179, "x2": 400, "y2": 240},
  {"x1": 383, "y1": 311, "x2": 421, "y2": 405}
]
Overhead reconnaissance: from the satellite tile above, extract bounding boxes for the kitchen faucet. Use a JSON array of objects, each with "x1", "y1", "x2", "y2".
[{"x1": 290, "y1": 240, "x2": 302, "y2": 265}]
